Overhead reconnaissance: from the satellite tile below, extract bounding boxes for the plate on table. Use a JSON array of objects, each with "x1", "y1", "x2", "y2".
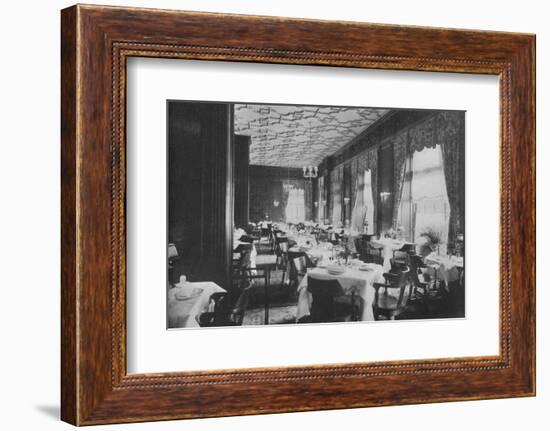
[
  {"x1": 174, "y1": 287, "x2": 204, "y2": 301},
  {"x1": 317, "y1": 262, "x2": 328, "y2": 269},
  {"x1": 360, "y1": 263, "x2": 378, "y2": 271},
  {"x1": 327, "y1": 265, "x2": 345, "y2": 275}
]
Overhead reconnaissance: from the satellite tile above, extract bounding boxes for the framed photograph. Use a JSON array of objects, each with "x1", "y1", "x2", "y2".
[{"x1": 61, "y1": 4, "x2": 535, "y2": 425}]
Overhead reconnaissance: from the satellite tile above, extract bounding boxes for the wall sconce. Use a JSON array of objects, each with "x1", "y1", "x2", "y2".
[
  {"x1": 343, "y1": 197, "x2": 350, "y2": 205},
  {"x1": 273, "y1": 200, "x2": 280, "y2": 207},
  {"x1": 379, "y1": 191, "x2": 391, "y2": 202},
  {"x1": 314, "y1": 201, "x2": 318, "y2": 208}
]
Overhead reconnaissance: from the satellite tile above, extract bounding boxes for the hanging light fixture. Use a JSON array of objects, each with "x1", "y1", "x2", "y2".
[{"x1": 303, "y1": 121, "x2": 318, "y2": 179}]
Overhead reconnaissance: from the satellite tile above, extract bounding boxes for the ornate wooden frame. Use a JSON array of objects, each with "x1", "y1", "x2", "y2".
[{"x1": 61, "y1": 4, "x2": 536, "y2": 425}]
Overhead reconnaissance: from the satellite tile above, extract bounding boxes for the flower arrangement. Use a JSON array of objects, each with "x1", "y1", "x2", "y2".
[{"x1": 419, "y1": 228, "x2": 441, "y2": 246}]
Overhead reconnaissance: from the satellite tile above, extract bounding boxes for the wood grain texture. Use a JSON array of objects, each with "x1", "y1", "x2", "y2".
[{"x1": 60, "y1": 4, "x2": 536, "y2": 425}]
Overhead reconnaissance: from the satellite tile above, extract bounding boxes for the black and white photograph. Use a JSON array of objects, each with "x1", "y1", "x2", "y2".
[{"x1": 166, "y1": 101, "x2": 465, "y2": 329}]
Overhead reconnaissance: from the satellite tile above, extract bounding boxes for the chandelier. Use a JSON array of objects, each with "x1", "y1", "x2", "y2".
[
  {"x1": 303, "y1": 166, "x2": 318, "y2": 178},
  {"x1": 302, "y1": 122, "x2": 318, "y2": 179}
]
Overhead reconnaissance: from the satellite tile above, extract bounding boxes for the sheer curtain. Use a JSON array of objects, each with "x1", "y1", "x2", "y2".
[
  {"x1": 363, "y1": 170, "x2": 375, "y2": 234},
  {"x1": 351, "y1": 173, "x2": 365, "y2": 233},
  {"x1": 412, "y1": 146, "x2": 450, "y2": 249},
  {"x1": 397, "y1": 146, "x2": 450, "y2": 247},
  {"x1": 285, "y1": 188, "x2": 305, "y2": 224}
]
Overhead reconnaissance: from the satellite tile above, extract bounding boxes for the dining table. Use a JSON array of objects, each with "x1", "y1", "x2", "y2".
[
  {"x1": 167, "y1": 281, "x2": 226, "y2": 328},
  {"x1": 423, "y1": 253, "x2": 463, "y2": 287},
  {"x1": 370, "y1": 237, "x2": 415, "y2": 272},
  {"x1": 288, "y1": 241, "x2": 334, "y2": 263},
  {"x1": 296, "y1": 264, "x2": 384, "y2": 322}
]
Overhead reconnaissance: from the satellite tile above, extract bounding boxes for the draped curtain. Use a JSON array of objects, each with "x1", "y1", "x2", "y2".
[
  {"x1": 369, "y1": 150, "x2": 378, "y2": 234},
  {"x1": 350, "y1": 147, "x2": 378, "y2": 233},
  {"x1": 392, "y1": 131, "x2": 409, "y2": 228},
  {"x1": 304, "y1": 180, "x2": 313, "y2": 221},
  {"x1": 318, "y1": 176, "x2": 325, "y2": 223},
  {"x1": 436, "y1": 112, "x2": 464, "y2": 247},
  {"x1": 281, "y1": 179, "x2": 305, "y2": 223},
  {"x1": 350, "y1": 165, "x2": 366, "y2": 232},
  {"x1": 331, "y1": 166, "x2": 342, "y2": 225},
  {"x1": 363, "y1": 170, "x2": 375, "y2": 234},
  {"x1": 393, "y1": 112, "x2": 463, "y2": 248},
  {"x1": 396, "y1": 156, "x2": 414, "y2": 240},
  {"x1": 285, "y1": 188, "x2": 305, "y2": 223},
  {"x1": 412, "y1": 146, "x2": 450, "y2": 248}
]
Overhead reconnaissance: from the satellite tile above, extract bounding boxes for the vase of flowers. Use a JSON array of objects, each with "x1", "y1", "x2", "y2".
[{"x1": 419, "y1": 228, "x2": 441, "y2": 254}]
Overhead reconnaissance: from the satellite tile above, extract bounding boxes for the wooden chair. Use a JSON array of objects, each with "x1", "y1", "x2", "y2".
[
  {"x1": 305, "y1": 276, "x2": 360, "y2": 323},
  {"x1": 197, "y1": 292, "x2": 229, "y2": 327},
  {"x1": 198, "y1": 285, "x2": 252, "y2": 327},
  {"x1": 365, "y1": 242, "x2": 384, "y2": 265},
  {"x1": 372, "y1": 265, "x2": 412, "y2": 320},
  {"x1": 392, "y1": 249, "x2": 410, "y2": 265},
  {"x1": 354, "y1": 238, "x2": 365, "y2": 260},
  {"x1": 287, "y1": 254, "x2": 308, "y2": 293},
  {"x1": 274, "y1": 236, "x2": 289, "y2": 285}
]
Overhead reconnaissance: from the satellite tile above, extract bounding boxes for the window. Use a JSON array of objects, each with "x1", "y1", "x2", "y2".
[
  {"x1": 285, "y1": 188, "x2": 305, "y2": 224},
  {"x1": 397, "y1": 146, "x2": 450, "y2": 249}
]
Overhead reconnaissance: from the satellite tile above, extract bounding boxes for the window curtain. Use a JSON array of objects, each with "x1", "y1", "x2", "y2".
[
  {"x1": 436, "y1": 112, "x2": 464, "y2": 248},
  {"x1": 304, "y1": 180, "x2": 313, "y2": 222},
  {"x1": 393, "y1": 112, "x2": 464, "y2": 252},
  {"x1": 350, "y1": 148, "x2": 378, "y2": 234},
  {"x1": 318, "y1": 176, "x2": 325, "y2": 224},
  {"x1": 331, "y1": 167, "x2": 342, "y2": 225},
  {"x1": 351, "y1": 170, "x2": 366, "y2": 233},
  {"x1": 285, "y1": 188, "x2": 305, "y2": 223},
  {"x1": 368, "y1": 150, "x2": 378, "y2": 234},
  {"x1": 410, "y1": 146, "x2": 450, "y2": 251},
  {"x1": 363, "y1": 170, "x2": 375, "y2": 234},
  {"x1": 392, "y1": 132, "x2": 409, "y2": 229},
  {"x1": 396, "y1": 156, "x2": 414, "y2": 241}
]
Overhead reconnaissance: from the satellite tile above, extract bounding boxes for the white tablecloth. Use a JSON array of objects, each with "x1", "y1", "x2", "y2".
[
  {"x1": 424, "y1": 254, "x2": 462, "y2": 285},
  {"x1": 370, "y1": 238, "x2": 414, "y2": 272},
  {"x1": 167, "y1": 282, "x2": 226, "y2": 328},
  {"x1": 289, "y1": 242, "x2": 333, "y2": 263},
  {"x1": 296, "y1": 265, "x2": 384, "y2": 322}
]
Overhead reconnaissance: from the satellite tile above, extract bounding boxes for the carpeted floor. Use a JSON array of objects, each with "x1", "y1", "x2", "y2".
[{"x1": 242, "y1": 304, "x2": 298, "y2": 326}]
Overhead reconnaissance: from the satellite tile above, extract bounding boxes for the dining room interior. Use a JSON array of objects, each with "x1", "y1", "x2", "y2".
[{"x1": 166, "y1": 100, "x2": 465, "y2": 329}]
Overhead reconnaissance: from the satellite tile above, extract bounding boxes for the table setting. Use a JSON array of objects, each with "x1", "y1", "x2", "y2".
[
  {"x1": 296, "y1": 260, "x2": 384, "y2": 322},
  {"x1": 167, "y1": 277, "x2": 226, "y2": 328}
]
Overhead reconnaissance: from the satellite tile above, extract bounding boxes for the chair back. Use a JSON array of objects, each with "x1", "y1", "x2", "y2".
[
  {"x1": 354, "y1": 238, "x2": 364, "y2": 255},
  {"x1": 288, "y1": 255, "x2": 307, "y2": 288},
  {"x1": 373, "y1": 266, "x2": 412, "y2": 319},
  {"x1": 365, "y1": 243, "x2": 384, "y2": 265},
  {"x1": 275, "y1": 236, "x2": 289, "y2": 255},
  {"x1": 392, "y1": 250, "x2": 409, "y2": 264},
  {"x1": 307, "y1": 276, "x2": 345, "y2": 322}
]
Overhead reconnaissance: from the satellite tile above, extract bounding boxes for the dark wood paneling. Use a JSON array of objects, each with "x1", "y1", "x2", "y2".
[
  {"x1": 168, "y1": 101, "x2": 233, "y2": 289},
  {"x1": 61, "y1": 4, "x2": 535, "y2": 425},
  {"x1": 234, "y1": 135, "x2": 250, "y2": 228}
]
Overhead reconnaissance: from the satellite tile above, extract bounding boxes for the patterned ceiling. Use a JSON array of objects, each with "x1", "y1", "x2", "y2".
[{"x1": 234, "y1": 104, "x2": 389, "y2": 168}]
